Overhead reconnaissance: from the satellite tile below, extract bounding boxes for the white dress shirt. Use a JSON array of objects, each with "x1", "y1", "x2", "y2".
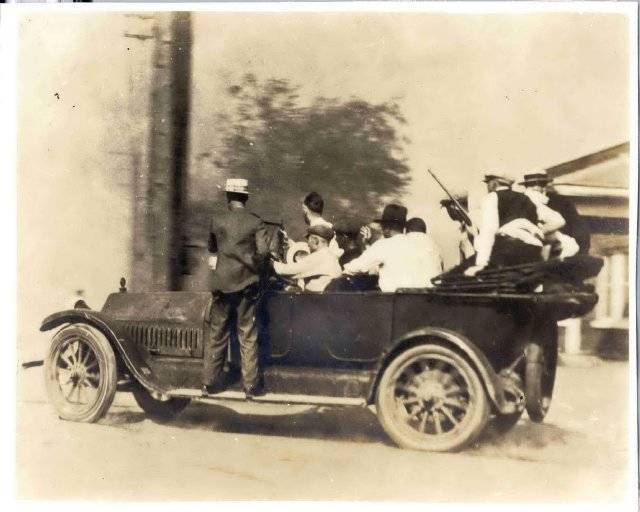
[{"x1": 343, "y1": 233, "x2": 443, "y2": 292}]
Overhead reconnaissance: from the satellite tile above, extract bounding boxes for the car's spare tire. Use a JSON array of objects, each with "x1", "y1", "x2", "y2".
[
  {"x1": 44, "y1": 324, "x2": 118, "y2": 423},
  {"x1": 132, "y1": 382, "x2": 190, "y2": 420},
  {"x1": 376, "y1": 343, "x2": 489, "y2": 452}
]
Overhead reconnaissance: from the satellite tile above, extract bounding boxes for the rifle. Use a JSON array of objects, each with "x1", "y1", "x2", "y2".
[{"x1": 427, "y1": 169, "x2": 474, "y2": 228}]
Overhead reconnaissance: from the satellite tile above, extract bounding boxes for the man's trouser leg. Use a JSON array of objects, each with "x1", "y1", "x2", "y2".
[
  {"x1": 235, "y1": 287, "x2": 260, "y2": 390},
  {"x1": 491, "y1": 236, "x2": 542, "y2": 267},
  {"x1": 203, "y1": 292, "x2": 234, "y2": 387}
]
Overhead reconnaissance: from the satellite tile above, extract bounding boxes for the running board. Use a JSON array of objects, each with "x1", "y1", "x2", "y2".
[{"x1": 167, "y1": 388, "x2": 366, "y2": 407}]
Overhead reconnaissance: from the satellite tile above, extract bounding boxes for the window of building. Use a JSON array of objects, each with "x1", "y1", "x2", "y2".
[{"x1": 591, "y1": 250, "x2": 629, "y2": 329}]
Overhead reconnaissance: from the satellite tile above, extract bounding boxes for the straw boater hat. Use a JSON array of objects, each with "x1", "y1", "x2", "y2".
[
  {"x1": 225, "y1": 178, "x2": 250, "y2": 195},
  {"x1": 519, "y1": 171, "x2": 553, "y2": 186},
  {"x1": 482, "y1": 173, "x2": 514, "y2": 186}
]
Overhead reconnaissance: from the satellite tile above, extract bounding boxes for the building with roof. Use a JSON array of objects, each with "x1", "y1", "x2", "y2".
[{"x1": 546, "y1": 142, "x2": 630, "y2": 358}]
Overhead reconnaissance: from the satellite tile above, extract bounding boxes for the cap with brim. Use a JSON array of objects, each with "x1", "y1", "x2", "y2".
[
  {"x1": 306, "y1": 224, "x2": 335, "y2": 241},
  {"x1": 482, "y1": 174, "x2": 514, "y2": 185},
  {"x1": 519, "y1": 172, "x2": 553, "y2": 186},
  {"x1": 225, "y1": 178, "x2": 250, "y2": 195},
  {"x1": 374, "y1": 204, "x2": 408, "y2": 225}
]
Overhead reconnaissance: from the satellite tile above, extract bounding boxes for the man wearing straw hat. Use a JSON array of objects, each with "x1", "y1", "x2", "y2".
[
  {"x1": 465, "y1": 173, "x2": 561, "y2": 276},
  {"x1": 519, "y1": 170, "x2": 586, "y2": 258},
  {"x1": 203, "y1": 178, "x2": 268, "y2": 397}
]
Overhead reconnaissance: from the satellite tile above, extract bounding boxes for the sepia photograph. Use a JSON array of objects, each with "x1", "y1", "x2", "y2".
[{"x1": 3, "y1": 0, "x2": 637, "y2": 507}]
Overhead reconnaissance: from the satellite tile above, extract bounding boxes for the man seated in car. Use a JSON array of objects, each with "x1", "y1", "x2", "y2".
[{"x1": 272, "y1": 224, "x2": 342, "y2": 292}]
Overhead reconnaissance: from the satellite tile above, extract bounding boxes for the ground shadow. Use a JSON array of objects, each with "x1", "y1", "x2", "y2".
[
  {"x1": 174, "y1": 402, "x2": 389, "y2": 445},
  {"x1": 104, "y1": 399, "x2": 390, "y2": 445}
]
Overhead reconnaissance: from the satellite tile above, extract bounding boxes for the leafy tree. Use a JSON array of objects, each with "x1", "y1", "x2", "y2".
[{"x1": 192, "y1": 73, "x2": 411, "y2": 241}]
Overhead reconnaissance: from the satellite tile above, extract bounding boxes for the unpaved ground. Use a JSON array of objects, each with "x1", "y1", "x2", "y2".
[{"x1": 16, "y1": 360, "x2": 630, "y2": 502}]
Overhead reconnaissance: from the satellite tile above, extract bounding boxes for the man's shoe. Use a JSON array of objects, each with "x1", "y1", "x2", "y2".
[
  {"x1": 244, "y1": 384, "x2": 266, "y2": 399},
  {"x1": 202, "y1": 383, "x2": 226, "y2": 396}
]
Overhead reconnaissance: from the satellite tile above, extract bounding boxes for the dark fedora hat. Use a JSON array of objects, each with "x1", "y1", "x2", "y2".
[
  {"x1": 519, "y1": 171, "x2": 552, "y2": 186},
  {"x1": 375, "y1": 204, "x2": 408, "y2": 226}
]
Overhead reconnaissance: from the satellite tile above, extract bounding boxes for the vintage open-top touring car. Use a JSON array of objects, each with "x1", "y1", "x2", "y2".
[{"x1": 39, "y1": 253, "x2": 602, "y2": 452}]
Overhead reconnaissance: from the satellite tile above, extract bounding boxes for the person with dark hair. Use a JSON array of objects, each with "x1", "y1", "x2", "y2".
[
  {"x1": 303, "y1": 191, "x2": 325, "y2": 217},
  {"x1": 343, "y1": 204, "x2": 438, "y2": 291},
  {"x1": 301, "y1": 191, "x2": 342, "y2": 258},
  {"x1": 203, "y1": 178, "x2": 269, "y2": 398},
  {"x1": 406, "y1": 217, "x2": 427, "y2": 233},
  {"x1": 406, "y1": 216, "x2": 444, "y2": 281},
  {"x1": 519, "y1": 171, "x2": 588, "y2": 257}
]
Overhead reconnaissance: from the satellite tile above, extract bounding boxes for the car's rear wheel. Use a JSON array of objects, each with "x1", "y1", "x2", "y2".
[
  {"x1": 525, "y1": 342, "x2": 557, "y2": 422},
  {"x1": 44, "y1": 325, "x2": 118, "y2": 423},
  {"x1": 131, "y1": 382, "x2": 190, "y2": 420},
  {"x1": 376, "y1": 343, "x2": 489, "y2": 452},
  {"x1": 525, "y1": 325, "x2": 558, "y2": 423}
]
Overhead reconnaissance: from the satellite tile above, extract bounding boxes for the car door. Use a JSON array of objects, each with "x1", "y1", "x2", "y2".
[{"x1": 287, "y1": 291, "x2": 394, "y2": 366}]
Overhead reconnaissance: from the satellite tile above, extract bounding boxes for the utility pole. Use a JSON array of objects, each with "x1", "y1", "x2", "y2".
[{"x1": 126, "y1": 12, "x2": 192, "y2": 291}]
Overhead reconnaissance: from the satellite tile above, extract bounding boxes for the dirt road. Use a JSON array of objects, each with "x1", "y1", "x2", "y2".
[{"x1": 16, "y1": 360, "x2": 630, "y2": 502}]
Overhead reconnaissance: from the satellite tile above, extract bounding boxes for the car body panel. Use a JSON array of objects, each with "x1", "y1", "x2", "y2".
[{"x1": 40, "y1": 286, "x2": 598, "y2": 411}]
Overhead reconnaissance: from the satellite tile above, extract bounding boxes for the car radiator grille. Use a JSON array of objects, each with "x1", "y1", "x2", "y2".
[{"x1": 121, "y1": 322, "x2": 203, "y2": 357}]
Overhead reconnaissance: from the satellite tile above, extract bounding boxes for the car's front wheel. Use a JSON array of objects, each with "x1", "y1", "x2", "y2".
[
  {"x1": 376, "y1": 343, "x2": 489, "y2": 452},
  {"x1": 44, "y1": 325, "x2": 118, "y2": 423}
]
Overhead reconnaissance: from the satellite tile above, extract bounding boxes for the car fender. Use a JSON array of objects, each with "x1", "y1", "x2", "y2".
[
  {"x1": 367, "y1": 326, "x2": 509, "y2": 413},
  {"x1": 40, "y1": 309, "x2": 168, "y2": 395}
]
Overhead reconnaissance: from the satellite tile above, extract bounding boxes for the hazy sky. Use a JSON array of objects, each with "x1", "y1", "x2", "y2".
[{"x1": 190, "y1": 10, "x2": 630, "y2": 257}]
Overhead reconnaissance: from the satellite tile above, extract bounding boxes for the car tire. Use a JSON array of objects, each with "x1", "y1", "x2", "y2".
[
  {"x1": 44, "y1": 324, "x2": 118, "y2": 423},
  {"x1": 376, "y1": 343, "x2": 489, "y2": 452},
  {"x1": 524, "y1": 333, "x2": 558, "y2": 423},
  {"x1": 131, "y1": 382, "x2": 190, "y2": 420}
]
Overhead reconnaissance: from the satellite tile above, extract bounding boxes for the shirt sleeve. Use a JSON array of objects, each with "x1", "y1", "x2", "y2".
[
  {"x1": 343, "y1": 240, "x2": 385, "y2": 274},
  {"x1": 474, "y1": 192, "x2": 499, "y2": 268},
  {"x1": 536, "y1": 202, "x2": 566, "y2": 234},
  {"x1": 273, "y1": 253, "x2": 317, "y2": 277}
]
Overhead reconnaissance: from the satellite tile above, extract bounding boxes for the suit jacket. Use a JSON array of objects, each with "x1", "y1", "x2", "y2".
[
  {"x1": 208, "y1": 206, "x2": 267, "y2": 293},
  {"x1": 547, "y1": 193, "x2": 591, "y2": 253}
]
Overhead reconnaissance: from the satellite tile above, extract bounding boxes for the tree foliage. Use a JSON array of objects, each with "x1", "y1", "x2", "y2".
[{"x1": 206, "y1": 74, "x2": 411, "y2": 239}]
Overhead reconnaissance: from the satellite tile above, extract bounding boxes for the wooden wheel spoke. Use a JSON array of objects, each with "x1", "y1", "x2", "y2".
[
  {"x1": 401, "y1": 397, "x2": 422, "y2": 407},
  {"x1": 396, "y1": 383, "x2": 420, "y2": 396},
  {"x1": 59, "y1": 352, "x2": 73, "y2": 369},
  {"x1": 63, "y1": 382, "x2": 78, "y2": 401},
  {"x1": 444, "y1": 386, "x2": 466, "y2": 397},
  {"x1": 432, "y1": 411, "x2": 443, "y2": 435},
  {"x1": 80, "y1": 344, "x2": 93, "y2": 366},
  {"x1": 84, "y1": 359, "x2": 98, "y2": 372},
  {"x1": 77, "y1": 383, "x2": 85, "y2": 402},
  {"x1": 442, "y1": 398, "x2": 468, "y2": 411},
  {"x1": 439, "y1": 405, "x2": 461, "y2": 426},
  {"x1": 77, "y1": 343, "x2": 84, "y2": 367},
  {"x1": 419, "y1": 411, "x2": 429, "y2": 432},
  {"x1": 68, "y1": 342, "x2": 79, "y2": 364},
  {"x1": 86, "y1": 371, "x2": 99, "y2": 383}
]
